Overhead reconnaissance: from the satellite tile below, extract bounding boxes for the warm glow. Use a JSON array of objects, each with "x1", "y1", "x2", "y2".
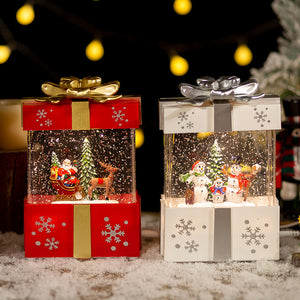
[
  {"x1": 170, "y1": 54, "x2": 189, "y2": 76},
  {"x1": 16, "y1": 4, "x2": 35, "y2": 25},
  {"x1": 135, "y1": 128, "x2": 144, "y2": 148},
  {"x1": 85, "y1": 39, "x2": 104, "y2": 61},
  {"x1": 234, "y1": 44, "x2": 253, "y2": 66},
  {"x1": 173, "y1": 0, "x2": 192, "y2": 15},
  {"x1": 0, "y1": 45, "x2": 11, "y2": 64},
  {"x1": 197, "y1": 132, "x2": 212, "y2": 139}
]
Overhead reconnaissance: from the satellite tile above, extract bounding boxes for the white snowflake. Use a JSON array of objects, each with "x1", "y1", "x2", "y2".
[
  {"x1": 242, "y1": 226, "x2": 265, "y2": 246},
  {"x1": 102, "y1": 224, "x2": 125, "y2": 243},
  {"x1": 175, "y1": 219, "x2": 195, "y2": 236},
  {"x1": 36, "y1": 109, "x2": 47, "y2": 119},
  {"x1": 184, "y1": 240, "x2": 199, "y2": 253},
  {"x1": 35, "y1": 216, "x2": 55, "y2": 233},
  {"x1": 44, "y1": 119, "x2": 52, "y2": 127},
  {"x1": 45, "y1": 237, "x2": 59, "y2": 250},
  {"x1": 112, "y1": 109, "x2": 125, "y2": 122}
]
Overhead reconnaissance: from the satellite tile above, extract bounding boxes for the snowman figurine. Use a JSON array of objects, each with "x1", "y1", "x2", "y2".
[
  {"x1": 222, "y1": 157, "x2": 243, "y2": 203},
  {"x1": 179, "y1": 161, "x2": 211, "y2": 203},
  {"x1": 210, "y1": 177, "x2": 226, "y2": 203}
]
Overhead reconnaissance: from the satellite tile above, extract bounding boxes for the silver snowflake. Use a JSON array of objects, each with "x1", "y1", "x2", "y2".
[
  {"x1": 178, "y1": 112, "x2": 188, "y2": 122},
  {"x1": 242, "y1": 227, "x2": 265, "y2": 246},
  {"x1": 35, "y1": 216, "x2": 55, "y2": 233},
  {"x1": 175, "y1": 219, "x2": 195, "y2": 236},
  {"x1": 184, "y1": 240, "x2": 199, "y2": 252},
  {"x1": 102, "y1": 224, "x2": 125, "y2": 243},
  {"x1": 45, "y1": 237, "x2": 59, "y2": 250},
  {"x1": 186, "y1": 121, "x2": 194, "y2": 129},
  {"x1": 254, "y1": 111, "x2": 267, "y2": 123}
]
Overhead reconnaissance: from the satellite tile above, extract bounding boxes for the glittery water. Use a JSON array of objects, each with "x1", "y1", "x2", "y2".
[
  {"x1": 27, "y1": 129, "x2": 136, "y2": 203},
  {"x1": 164, "y1": 130, "x2": 276, "y2": 207}
]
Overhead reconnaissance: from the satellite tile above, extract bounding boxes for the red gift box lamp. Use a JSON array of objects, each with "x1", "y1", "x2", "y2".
[{"x1": 23, "y1": 77, "x2": 142, "y2": 258}]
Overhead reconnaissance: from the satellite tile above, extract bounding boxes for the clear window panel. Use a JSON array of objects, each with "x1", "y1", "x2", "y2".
[
  {"x1": 164, "y1": 130, "x2": 276, "y2": 207},
  {"x1": 27, "y1": 129, "x2": 136, "y2": 204}
]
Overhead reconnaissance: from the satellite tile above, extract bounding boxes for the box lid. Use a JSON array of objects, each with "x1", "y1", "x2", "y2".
[
  {"x1": 159, "y1": 95, "x2": 281, "y2": 134},
  {"x1": 23, "y1": 96, "x2": 141, "y2": 131}
]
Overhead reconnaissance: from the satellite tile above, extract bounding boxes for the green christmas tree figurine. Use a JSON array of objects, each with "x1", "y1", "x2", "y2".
[
  {"x1": 206, "y1": 139, "x2": 225, "y2": 200},
  {"x1": 79, "y1": 137, "x2": 97, "y2": 199},
  {"x1": 51, "y1": 151, "x2": 61, "y2": 168}
]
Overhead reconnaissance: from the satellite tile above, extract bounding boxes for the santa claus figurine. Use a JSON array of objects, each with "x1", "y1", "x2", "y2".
[{"x1": 57, "y1": 159, "x2": 80, "y2": 187}]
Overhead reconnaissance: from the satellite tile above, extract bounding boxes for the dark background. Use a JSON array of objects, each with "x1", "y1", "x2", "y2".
[{"x1": 0, "y1": 0, "x2": 282, "y2": 211}]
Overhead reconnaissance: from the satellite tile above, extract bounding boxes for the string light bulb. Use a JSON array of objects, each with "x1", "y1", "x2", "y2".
[
  {"x1": 135, "y1": 128, "x2": 144, "y2": 148},
  {"x1": 234, "y1": 44, "x2": 253, "y2": 66},
  {"x1": 0, "y1": 45, "x2": 11, "y2": 64},
  {"x1": 85, "y1": 39, "x2": 104, "y2": 61},
  {"x1": 173, "y1": 0, "x2": 192, "y2": 15},
  {"x1": 170, "y1": 54, "x2": 189, "y2": 76},
  {"x1": 16, "y1": 4, "x2": 35, "y2": 25}
]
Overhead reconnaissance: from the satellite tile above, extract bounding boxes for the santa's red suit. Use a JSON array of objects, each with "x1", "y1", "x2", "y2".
[{"x1": 57, "y1": 161, "x2": 79, "y2": 186}]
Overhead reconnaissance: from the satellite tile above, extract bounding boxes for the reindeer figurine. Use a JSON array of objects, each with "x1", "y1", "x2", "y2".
[{"x1": 88, "y1": 161, "x2": 119, "y2": 200}]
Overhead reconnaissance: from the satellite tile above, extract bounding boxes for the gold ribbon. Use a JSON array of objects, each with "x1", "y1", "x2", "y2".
[
  {"x1": 35, "y1": 76, "x2": 122, "y2": 103},
  {"x1": 73, "y1": 204, "x2": 91, "y2": 258},
  {"x1": 71, "y1": 101, "x2": 90, "y2": 130}
]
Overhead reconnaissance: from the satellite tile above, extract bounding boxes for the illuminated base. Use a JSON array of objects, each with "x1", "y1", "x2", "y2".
[{"x1": 160, "y1": 196, "x2": 280, "y2": 262}]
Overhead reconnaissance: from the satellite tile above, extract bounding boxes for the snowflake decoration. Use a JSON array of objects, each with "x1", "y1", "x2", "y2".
[
  {"x1": 253, "y1": 108, "x2": 270, "y2": 127},
  {"x1": 178, "y1": 112, "x2": 188, "y2": 122},
  {"x1": 254, "y1": 111, "x2": 267, "y2": 123},
  {"x1": 186, "y1": 121, "x2": 194, "y2": 129},
  {"x1": 112, "y1": 107, "x2": 128, "y2": 126},
  {"x1": 175, "y1": 219, "x2": 196, "y2": 236},
  {"x1": 36, "y1": 109, "x2": 47, "y2": 119},
  {"x1": 35, "y1": 216, "x2": 55, "y2": 233},
  {"x1": 242, "y1": 226, "x2": 265, "y2": 246},
  {"x1": 45, "y1": 237, "x2": 59, "y2": 250},
  {"x1": 45, "y1": 119, "x2": 52, "y2": 127},
  {"x1": 184, "y1": 240, "x2": 199, "y2": 253},
  {"x1": 102, "y1": 224, "x2": 125, "y2": 243}
]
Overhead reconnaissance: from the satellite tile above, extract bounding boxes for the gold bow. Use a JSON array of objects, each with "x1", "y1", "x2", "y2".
[{"x1": 35, "y1": 76, "x2": 122, "y2": 103}]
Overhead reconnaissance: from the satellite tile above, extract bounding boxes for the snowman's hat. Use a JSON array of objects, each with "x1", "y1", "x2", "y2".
[
  {"x1": 282, "y1": 96, "x2": 300, "y2": 128},
  {"x1": 191, "y1": 161, "x2": 205, "y2": 171},
  {"x1": 231, "y1": 155, "x2": 241, "y2": 166}
]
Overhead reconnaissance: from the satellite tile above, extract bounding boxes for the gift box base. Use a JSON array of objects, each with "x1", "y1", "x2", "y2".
[
  {"x1": 160, "y1": 198, "x2": 279, "y2": 262},
  {"x1": 24, "y1": 196, "x2": 141, "y2": 258}
]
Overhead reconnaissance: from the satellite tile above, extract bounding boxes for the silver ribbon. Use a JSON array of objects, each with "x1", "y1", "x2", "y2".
[
  {"x1": 178, "y1": 76, "x2": 265, "y2": 132},
  {"x1": 178, "y1": 76, "x2": 264, "y2": 105}
]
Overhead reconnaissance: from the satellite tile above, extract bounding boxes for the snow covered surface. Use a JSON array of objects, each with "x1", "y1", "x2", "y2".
[{"x1": 0, "y1": 212, "x2": 300, "y2": 300}]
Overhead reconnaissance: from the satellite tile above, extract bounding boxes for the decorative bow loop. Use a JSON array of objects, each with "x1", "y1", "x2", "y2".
[
  {"x1": 36, "y1": 76, "x2": 122, "y2": 104},
  {"x1": 179, "y1": 76, "x2": 264, "y2": 105}
]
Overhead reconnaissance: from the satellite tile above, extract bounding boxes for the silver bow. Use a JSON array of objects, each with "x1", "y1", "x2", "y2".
[{"x1": 179, "y1": 76, "x2": 264, "y2": 105}]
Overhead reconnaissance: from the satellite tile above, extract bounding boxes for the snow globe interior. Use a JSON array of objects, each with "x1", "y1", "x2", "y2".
[
  {"x1": 27, "y1": 129, "x2": 136, "y2": 204},
  {"x1": 164, "y1": 130, "x2": 276, "y2": 208}
]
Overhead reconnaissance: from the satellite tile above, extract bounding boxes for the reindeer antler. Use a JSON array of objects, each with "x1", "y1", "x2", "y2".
[{"x1": 99, "y1": 161, "x2": 117, "y2": 170}]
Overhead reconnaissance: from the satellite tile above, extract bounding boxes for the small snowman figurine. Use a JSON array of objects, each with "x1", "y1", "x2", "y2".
[
  {"x1": 210, "y1": 177, "x2": 226, "y2": 203},
  {"x1": 222, "y1": 156, "x2": 243, "y2": 203},
  {"x1": 179, "y1": 161, "x2": 211, "y2": 203}
]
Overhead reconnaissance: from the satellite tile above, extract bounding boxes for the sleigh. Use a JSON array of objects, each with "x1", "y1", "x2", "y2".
[{"x1": 50, "y1": 166, "x2": 84, "y2": 201}]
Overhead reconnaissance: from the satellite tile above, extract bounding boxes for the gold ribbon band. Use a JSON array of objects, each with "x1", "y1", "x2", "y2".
[
  {"x1": 72, "y1": 101, "x2": 90, "y2": 130},
  {"x1": 73, "y1": 204, "x2": 91, "y2": 258}
]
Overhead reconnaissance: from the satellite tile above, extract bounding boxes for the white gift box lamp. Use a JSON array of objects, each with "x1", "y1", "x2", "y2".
[{"x1": 159, "y1": 76, "x2": 281, "y2": 262}]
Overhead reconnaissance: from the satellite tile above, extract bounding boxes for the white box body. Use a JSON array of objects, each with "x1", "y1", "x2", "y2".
[{"x1": 160, "y1": 200, "x2": 280, "y2": 262}]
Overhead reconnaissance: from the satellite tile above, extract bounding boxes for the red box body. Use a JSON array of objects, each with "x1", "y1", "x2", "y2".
[{"x1": 24, "y1": 197, "x2": 141, "y2": 258}]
